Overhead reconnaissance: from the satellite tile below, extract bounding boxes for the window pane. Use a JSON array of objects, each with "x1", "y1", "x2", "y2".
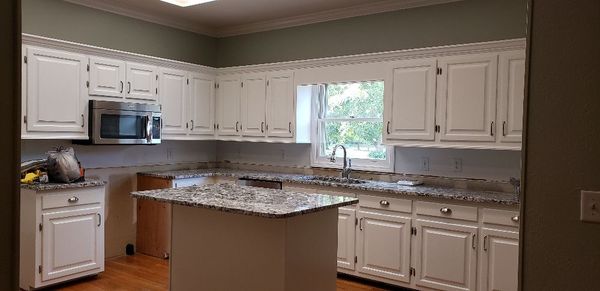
[
  {"x1": 325, "y1": 81, "x2": 384, "y2": 119},
  {"x1": 321, "y1": 120, "x2": 386, "y2": 160}
]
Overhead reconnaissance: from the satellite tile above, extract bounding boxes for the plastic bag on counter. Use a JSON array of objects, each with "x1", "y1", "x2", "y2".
[{"x1": 46, "y1": 147, "x2": 82, "y2": 183}]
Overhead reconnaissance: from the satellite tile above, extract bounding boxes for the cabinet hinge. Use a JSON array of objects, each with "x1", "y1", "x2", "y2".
[
  {"x1": 411, "y1": 226, "x2": 417, "y2": 236},
  {"x1": 38, "y1": 265, "x2": 42, "y2": 274},
  {"x1": 86, "y1": 64, "x2": 90, "y2": 72},
  {"x1": 187, "y1": 78, "x2": 189, "y2": 85},
  {"x1": 156, "y1": 75, "x2": 158, "y2": 80},
  {"x1": 266, "y1": 80, "x2": 270, "y2": 86},
  {"x1": 241, "y1": 82, "x2": 244, "y2": 88},
  {"x1": 355, "y1": 217, "x2": 358, "y2": 226},
  {"x1": 410, "y1": 267, "x2": 415, "y2": 276},
  {"x1": 354, "y1": 256, "x2": 358, "y2": 264},
  {"x1": 38, "y1": 223, "x2": 42, "y2": 232},
  {"x1": 86, "y1": 81, "x2": 89, "y2": 88},
  {"x1": 24, "y1": 56, "x2": 28, "y2": 63},
  {"x1": 23, "y1": 115, "x2": 27, "y2": 124},
  {"x1": 437, "y1": 67, "x2": 443, "y2": 75},
  {"x1": 156, "y1": 88, "x2": 158, "y2": 95}
]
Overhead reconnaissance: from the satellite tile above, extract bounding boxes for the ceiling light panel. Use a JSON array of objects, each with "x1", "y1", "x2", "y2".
[{"x1": 160, "y1": 0, "x2": 216, "y2": 7}]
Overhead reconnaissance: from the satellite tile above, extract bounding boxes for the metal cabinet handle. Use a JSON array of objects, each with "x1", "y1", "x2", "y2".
[
  {"x1": 235, "y1": 121, "x2": 239, "y2": 132},
  {"x1": 490, "y1": 121, "x2": 495, "y2": 136},
  {"x1": 511, "y1": 215, "x2": 519, "y2": 223},
  {"x1": 472, "y1": 233, "x2": 476, "y2": 249},
  {"x1": 81, "y1": 114, "x2": 85, "y2": 128},
  {"x1": 502, "y1": 121, "x2": 507, "y2": 136},
  {"x1": 67, "y1": 196, "x2": 79, "y2": 203},
  {"x1": 261, "y1": 121, "x2": 265, "y2": 133},
  {"x1": 127, "y1": 82, "x2": 131, "y2": 94},
  {"x1": 120, "y1": 81, "x2": 124, "y2": 93},
  {"x1": 440, "y1": 207, "x2": 452, "y2": 214},
  {"x1": 186, "y1": 122, "x2": 189, "y2": 129},
  {"x1": 386, "y1": 121, "x2": 391, "y2": 134},
  {"x1": 483, "y1": 235, "x2": 488, "y2": 251},
  {"x1": 288, "y1": 122, "x2": 292, "y2": 133},
  {"x1": 380, "y1": 200, "x2": 390, "y2": 207},
  {"x1": 97, "y1": 213, "x2": 101, "y2": 227},
  {"x1": 191, "y1": 120, "x2": 194, "y2": 130},
  {"x1": 359, "y1": 217, "x2": 364, "y2": 231}
]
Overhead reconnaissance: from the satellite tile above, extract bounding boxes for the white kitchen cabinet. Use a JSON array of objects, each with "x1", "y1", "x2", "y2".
[
  {"x1": 337, "y1": 207, "x2": 356, "y2": 271},
  {"x1": 498, "y1": 51, "x2": 526, "y2": 144},
  {"x1": 437, "y1": 53, "x2": 498, "y2": 142},
  {"x1": 241, "y1": 73, "x2": 267, "y2": 137},
  {"x1": 88, "y1": 56, "x2": 126, "y2": 98},
  {"x1": 159, "y1": 68, "x2": 189, "y2": 136},
  {"x1": 20, "y1": 186, "x2": 105, "y2": 290},
  {"x1": 189, "y1": 73, "x2": 216, "y2": 136},
  {"x1": 266, "y1": 72, "x2": 295, "y2": 138},
  {"x1": 385, "y1": 58, "x2": 437, "y2": 141},
  {"x1": 414, "y1": 219, "x2": 478, "y2": 291},
  {"x1": 24, "y1": 46, "x2": 88, "y2": 139},
  {"x1": 126, "y1": 62, "x2": 158, "y2": 101},
  {"x1": 479, "y1": 228, "x2": 519, "y2": 291},
  {"x1": 357, "y1": 208, "x2": 412, "y2": 283},
  {"x1": 216, "y1": 76, "x2": 242, "y2": 137}
]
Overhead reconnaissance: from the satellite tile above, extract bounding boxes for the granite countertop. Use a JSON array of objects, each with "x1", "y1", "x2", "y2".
[
  {"x1": 20, "y1": 179, "x2": 107, "y2": 191},
  {"x1": 131, "y1": 183, "x2": 358, "y2": 218},
  {"x1": 139, "y1": 168, "x2": 519, "y2": 206}
]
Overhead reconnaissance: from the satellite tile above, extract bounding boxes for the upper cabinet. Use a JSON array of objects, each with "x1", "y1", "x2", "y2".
[
  {"x1": 160, "y1": 68, "x2": 189, "y2": 136},
  {"x1": 240, "y1": 74, "x2": 267, "y2": 137},
  {"x1": 88, "y1": 57, "x2": 126, "y2": 98},
  {"x1": 498, "y1": 51, "x2": 526, "y2": 144},
  {"x1": 188, "y1": 73, "x2": 216, "y2": 136},
  {"x1": 216, "y1": 76, "x2": 242, "y2": 137},
  {"x1": 24, "y1": 47, "x2": 88, "y2": 139},
  {"x1": 266, "y1": 72, "x2": 295, "y2": 138},
  {"x1": 125, "y1": 62, "x2": 159, "y2": 101}
]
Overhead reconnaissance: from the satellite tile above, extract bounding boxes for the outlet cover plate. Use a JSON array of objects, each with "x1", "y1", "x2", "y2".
[{"x1": 581, "y1": 190, "x2": 600, "y2": 223}]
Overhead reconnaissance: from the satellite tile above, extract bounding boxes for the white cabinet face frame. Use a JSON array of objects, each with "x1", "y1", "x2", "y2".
[
  {"x1": 125, "y1": 62, "x2": 158, "y2": 101},
  {"x1": 41, "y1": 206, "x2": 103, "y2": 282},
  {"x1": 479, "y1": 228, "x2": 519, "y2": 291},
  {"x1": 498, "y1": 51, "x2": 526, "y2": 144},
  {"x1": 414, "y1": 219, "x2": 478, "y2": 291},
  {"x1": 216, "y1": 76, "x2": 242, "y2": 136},
  {"x1": 337, "y1": 207, "x2": 356, "y2": 271},
  {"x1": 266, "y1": 72, "x2": 295, "y2": 138},
  {"x1": 88, "y1": 56, "x2": 126, "y2": 98},
  {"x1": 159, "y1": 68, "x2": 189, "y2": 136},
  {"x1": 189, "y1": 73, "x2": 216, "y2": 136},
  {"x1": 384, "y1": 58, "x2": 438, "y2": 141},
  {"x1": 240, "y1": 73, "x2": 267, "y2": 137},
  {"x1": 26, "y1": 47, "x2": 88, "y2": 136},
  {"x1": 437, "y1": 53, "x2": 498, "y2": 142},
  {"x1": 357, "y1": 209, "x2": 412, "y2": 283}
]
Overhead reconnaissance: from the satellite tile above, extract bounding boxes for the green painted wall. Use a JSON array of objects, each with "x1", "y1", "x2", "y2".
[
  {"x1": 216, "y1": 0, "x2": 526, "y2": 67},
  {"x1": 22, "y1": 0, "x2": 217, "y2": 66}
]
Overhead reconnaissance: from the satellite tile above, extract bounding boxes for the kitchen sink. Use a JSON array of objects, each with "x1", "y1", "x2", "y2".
[{"x1": 306, "y1": 176, "x2": 367, "y2": 184}]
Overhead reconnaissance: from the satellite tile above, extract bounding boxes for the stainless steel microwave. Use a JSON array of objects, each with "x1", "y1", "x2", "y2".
[{"x1": 85, "y1": 100, "x2": 162, "y2": 145}]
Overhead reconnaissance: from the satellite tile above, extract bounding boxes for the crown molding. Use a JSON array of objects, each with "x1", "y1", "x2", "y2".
[
  {"x1": 216, "y1": 0, "x2": 462, "y2": 37},
  {"x1": 64, "y1": 0, "x2": 462, "y2": 38}
]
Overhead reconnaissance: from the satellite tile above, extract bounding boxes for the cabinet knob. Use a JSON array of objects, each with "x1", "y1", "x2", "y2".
[
  {"x1": 67, "y1": 196, "x2": 79, "y2": 203},
  {"x1": 511, "y1": 215, "x2": 519, "y2": 222},
  {"x1": 379, "y1": 200, "x2": 390, "y2": 206},
  {"x1": 440, "y1": 207, "x2": 452, "y2": 214}
]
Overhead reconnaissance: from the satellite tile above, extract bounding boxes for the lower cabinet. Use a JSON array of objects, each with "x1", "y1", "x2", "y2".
[
  {"x1": 413, "y1": 219, "x2": 478, "y2": 291},
  {"x1": 20, "y1": 186, "x2": 105, "y2": 290},
  {"x1": 337, "y1": 207, "x2": 356, "y2": 270},
  {"x1": 356, "y1": 208, "x2": 412, "y2": 283},
  {"x1": 479, "y1": 228, "x2": 519, "y2": 291}
]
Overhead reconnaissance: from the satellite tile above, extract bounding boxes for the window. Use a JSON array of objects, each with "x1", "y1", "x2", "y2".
[{"x1": 312, "y1": 81, "x2": 394, "y2": 172}]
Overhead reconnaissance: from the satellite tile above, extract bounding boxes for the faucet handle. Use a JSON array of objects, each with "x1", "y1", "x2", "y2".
[
  {"x1": 348, "y1": 158, "x2": 352, "y2": 168},
  {"x1": 329, "y1": 155, "x2": 336, "y2": 163}
]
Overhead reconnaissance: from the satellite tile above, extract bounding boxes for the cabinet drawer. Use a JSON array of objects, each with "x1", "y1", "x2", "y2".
[
  {"x1": 415, "y1": 201, "x2": 477, "y2": 222},
  {"x1": 482, "y1": 208, "x2": 520, "y2": 227},
  {"x1": 359, "y1": 195, "x2": 412, "y2": 213},
  {"x1": 42, "y1": 187, "x2": 104, "y2": 210}
]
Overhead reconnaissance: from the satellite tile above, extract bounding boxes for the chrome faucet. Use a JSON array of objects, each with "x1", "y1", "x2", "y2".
[{"x1": 330, "y1": 145, "x2": 352, "y2": 179}]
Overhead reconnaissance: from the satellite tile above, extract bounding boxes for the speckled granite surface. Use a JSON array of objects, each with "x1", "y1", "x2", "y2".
[
  {"x1": 131, "y1": 183, "x2": 358, "y2": 218},
  {"x1": 139, "y1": 169, "x2": 519, "y2": 206},
  {"x1": 21, "y1": 179, "x2": 107, "y2": 191}
]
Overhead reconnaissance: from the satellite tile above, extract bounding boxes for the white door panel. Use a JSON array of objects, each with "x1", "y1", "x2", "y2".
[
  {"x1": 160, "y1": 68, "x2": 188, "y2": 136},
  {"x1": 498, "y1": 51, "x2": 525, "y2": 143},
  {"x1": 241, "y1": 74, "x2": 267, "y2": 137},
  {"x1": 337, "y1": 207, "x2": 356, "y2": 270},
  {"x1": 266, "y1": 72, "x2": 295, "y2": 138},
  {"x1": 479, "y1": 228, "x2": 519, "y2": 291},
  {"x1": 126, "y1": 62, "x2": 158, "y2": 101},
  {"x1": 216, "y1": 77, "x2": 241, "y2": 136},
  {"x1": 189, "y1": 73, "x2": 215, "y2": 136},
  {"x1": 89, "y1": 57, "x2": 125, "y2": 98}
]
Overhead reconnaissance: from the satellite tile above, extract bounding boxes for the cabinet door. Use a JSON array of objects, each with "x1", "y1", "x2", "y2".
[
  {"x1": 189, "y1": 73, "x2": 215, "y2": 136},
  {"x1": 126, "y1": 62, "x2": 158, "y2": 101},
  {"x1": 437, "y1": 54, "x2": 498, "y2": 142},
  {"x1": 337, "y1": 207, "x2": 356, "y2": 271},
  {"x1": 414, "y1": 219, "x2": 478, "y2": 291},
  {"x1": 479, "y1": 228, "x2": 519, "y2": 291},
  {"x1": 89, "y1": 56, "x2": 125, "y2": 98},
  {"x1": 159, "y1": 68, "x2": 188, "y2": 136},
  {"x1": 26, "y1": 47, "x2": 88, "y2": 136},
  {"x1": 240, "y1": 74, "x2": 267, "y2": 137},
  {"x1": 498, "y1": 51, "x2": 525, "y2": 143},
  {"x1": 357, "y1": 209, "x2": 412, "y2": 283},
  {"x1": 42, "y1": 207, "x2": 103, "y2": 281},
  {"x1": 266, "y1": 72, "x2": 294, "y2": 138},
  {"x1": 385, "y1": 59, "x2": 437, "y2": 141},
  {"x1": 216, "y1": 76, "x2": 241, "y2": 136}
]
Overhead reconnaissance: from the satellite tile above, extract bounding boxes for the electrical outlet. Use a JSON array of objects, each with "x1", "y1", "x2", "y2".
[
  {"x1": 421, "y1": 157, "x2": 430, "y2": 172},
  {"x1": 453, "y1": 158, "x2": 463, "y2": 172},
  {"x1": 166, "y1": 148, "x2": 173, "y2": 161},
  {"x1": 581, "y1": 190, "x2": 600, "y2": 223}
]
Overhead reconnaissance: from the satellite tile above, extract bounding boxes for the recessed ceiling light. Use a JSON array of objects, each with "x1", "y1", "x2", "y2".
[{"x1": 160, "y1": 0, "x2": 216, "y2": 7}]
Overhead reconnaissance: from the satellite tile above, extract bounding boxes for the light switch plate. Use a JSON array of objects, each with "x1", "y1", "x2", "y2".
[{"x1": 581, "y1": 190, "x2": 600, "y2": 223}]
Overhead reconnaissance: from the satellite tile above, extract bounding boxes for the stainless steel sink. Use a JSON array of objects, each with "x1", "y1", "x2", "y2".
[{"x1": 306, "y1": 176, "x2": 367, "y2": 184}]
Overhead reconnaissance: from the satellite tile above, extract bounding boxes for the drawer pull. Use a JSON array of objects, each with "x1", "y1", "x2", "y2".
[
  {"x1": 511, "y1": 215, "x2": 520, "y2": 222},
  {"x1": 379, "y1": 200, "x2": 390, "y2": 206},
  {"x1": 440, "y1": 207, "x2": 452, "y2": 214},
  {"x1": 67, "y1": 197, "x2": 79, "y2": 203}
]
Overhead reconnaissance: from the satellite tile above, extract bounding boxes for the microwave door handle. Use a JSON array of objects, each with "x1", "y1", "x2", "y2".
[{"x1": 146, "y1": 115, "x2": 152, "y2": 143}]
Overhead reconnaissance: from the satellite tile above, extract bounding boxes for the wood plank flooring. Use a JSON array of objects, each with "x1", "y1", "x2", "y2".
[{"x1": 52, "y1": 254, "x2": 397, "y2": 291}]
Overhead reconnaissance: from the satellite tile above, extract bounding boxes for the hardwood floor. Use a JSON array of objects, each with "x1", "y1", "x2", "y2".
[{"x1": 52, "y1": 254, "x2": 397, "y2": 291}]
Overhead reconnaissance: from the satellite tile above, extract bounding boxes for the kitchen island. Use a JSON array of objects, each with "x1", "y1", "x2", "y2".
[{"x1": 131, "y1": 183, "x2": 358, "y2": 291}]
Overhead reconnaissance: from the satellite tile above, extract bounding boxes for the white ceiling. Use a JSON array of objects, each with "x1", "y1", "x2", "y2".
[{"x1": 64, "y1": 0, "x2": 460, "y2": 37}]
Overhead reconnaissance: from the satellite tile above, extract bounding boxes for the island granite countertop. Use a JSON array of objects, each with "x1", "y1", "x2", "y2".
[
  {"x1": 20, "y1": 179, "x2": 107, "y2": 191},
  {"x1": 138, "y1": 168, "x2": 519, "y2": 206},
  {"x1": 131, "y1": 183, "x2": 358, "y2": 218}
]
